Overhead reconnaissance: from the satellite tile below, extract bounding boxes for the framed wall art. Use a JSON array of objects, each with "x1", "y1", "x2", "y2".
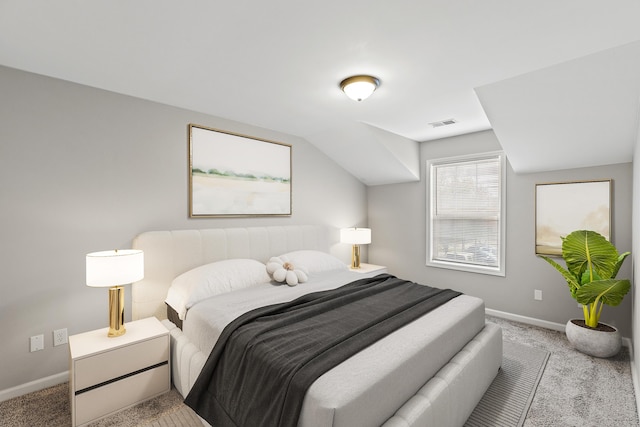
[
  {"x1": 189, "y1": 124, "x2": 292, "y2": 217},
  {"x1": 535, "y1": 179, "x2": 611, "y2": 255}
]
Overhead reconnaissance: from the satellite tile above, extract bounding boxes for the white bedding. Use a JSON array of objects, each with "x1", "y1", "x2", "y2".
[
  {"x1": 181, "y1": 269, "x2": 486, "y2": 426},
  {"x1": 132, "y1": 226, "x2": 500, "y2": 427},
  {"x1": 183, "y1": 269, "x2": 370, "y2": 355}
]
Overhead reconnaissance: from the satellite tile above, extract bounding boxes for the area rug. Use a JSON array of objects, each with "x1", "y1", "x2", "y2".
[
  {"x1": 465, "y1": 340, "x2": 550, "y2": 427},
  {"x1": 141, "y1": 404, "x2": 202, "y2": 427}
]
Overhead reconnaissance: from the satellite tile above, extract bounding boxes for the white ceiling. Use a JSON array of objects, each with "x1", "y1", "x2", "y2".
[{"x1": 2, "y1": 1, "x2": 640, "y2": 183}]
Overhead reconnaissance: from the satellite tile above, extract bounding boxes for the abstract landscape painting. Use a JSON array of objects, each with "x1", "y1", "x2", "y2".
[
  {"x1": 189, "y1": 124, "x2": 291, "y2": 217},
  {"x1": 535, "y1": 180, "x2": 611, "y2": 255}
]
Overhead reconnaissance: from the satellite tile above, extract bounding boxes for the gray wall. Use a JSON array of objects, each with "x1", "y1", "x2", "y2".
[
  {"x1": 368, "y1": 130, "x2": 633, "y2": 337},
  {"x1": 0, "y1": 65, "x2": 367, "y2": 391},
  {"x1": 632, "y1": 122, "x2": 640, "y2": 394}
]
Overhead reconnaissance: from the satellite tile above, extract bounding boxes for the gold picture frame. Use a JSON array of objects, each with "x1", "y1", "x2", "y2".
[
  {"x1": 188, "y1": 124, "x2": 292, "y2": 217},
  {"x1": 535, "y1": 179, "x2": 611, "y2": 255}
]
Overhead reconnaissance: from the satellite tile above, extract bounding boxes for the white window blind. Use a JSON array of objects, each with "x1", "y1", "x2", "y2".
[{"x1": 428, "y1": 152, "x2": 505, "y2": 276}]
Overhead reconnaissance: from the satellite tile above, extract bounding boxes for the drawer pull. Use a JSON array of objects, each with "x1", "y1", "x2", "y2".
[{"x1": 75, "y1": 360, "x2": 168, "y2": 396}]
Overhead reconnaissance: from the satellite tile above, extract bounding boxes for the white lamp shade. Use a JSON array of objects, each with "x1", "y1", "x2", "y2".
[
  {"x1": 340, "y1": 228, "x2": 372, "y2": 245},
  {"x1": 86, "y1": 249, "x2": 144, "y2": 287}
]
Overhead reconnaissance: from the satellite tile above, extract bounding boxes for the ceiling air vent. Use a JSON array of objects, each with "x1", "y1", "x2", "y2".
[{"x1": 429, "y1": 118, "x2": 457, "y2": 128}]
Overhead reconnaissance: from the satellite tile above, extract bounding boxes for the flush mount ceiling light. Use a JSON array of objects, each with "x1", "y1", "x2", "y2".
[{"x1": 340, "y1": 75, "x2": 380, "y2": 102}]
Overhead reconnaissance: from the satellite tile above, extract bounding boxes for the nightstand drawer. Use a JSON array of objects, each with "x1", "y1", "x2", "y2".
[
  {"x1": 75, "y1": 363, "x2": 169, "y2": 426},
  {"x1": 74, "y1": 335, "x2": 169, "y2": 390}
]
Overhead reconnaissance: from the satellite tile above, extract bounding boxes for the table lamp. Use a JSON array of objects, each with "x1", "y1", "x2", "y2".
[
  {"x1": 340, "y1": 227, "x2": 371, "y2": 269},
  {"x1": 86, "y1": 249, "x2": 144, "y2": 337}
]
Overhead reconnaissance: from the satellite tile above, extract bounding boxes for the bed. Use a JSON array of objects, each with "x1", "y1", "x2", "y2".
[{"x1": 131, "y1": 225, "x2": 502, "y2": 427}]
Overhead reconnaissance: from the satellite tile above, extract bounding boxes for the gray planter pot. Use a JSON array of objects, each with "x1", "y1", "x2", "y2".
[{"x1": 565, "y1": 319, "x2": 621, "y2": 358}]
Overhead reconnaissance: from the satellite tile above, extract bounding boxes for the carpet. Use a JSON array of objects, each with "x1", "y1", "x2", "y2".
[
  {"x1": 465, "y1": 340, "x2": 550, "y2": 427},
  {"x1": 0, "y1": 340, "x2": 550, "y2": 427}
]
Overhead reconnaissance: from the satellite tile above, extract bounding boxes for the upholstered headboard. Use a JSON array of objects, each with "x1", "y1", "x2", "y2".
[{"x1": 131, "y1": 225, "x2": 330, "y2": 321}]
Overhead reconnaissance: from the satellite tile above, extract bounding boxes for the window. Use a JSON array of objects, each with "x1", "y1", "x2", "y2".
[{"x1": 427, "y1": 151, "x2": 506, "y2": 276}]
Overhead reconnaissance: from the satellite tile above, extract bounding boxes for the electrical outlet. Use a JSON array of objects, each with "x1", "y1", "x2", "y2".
[
  {"x1": 534, "y1": 289, "x2": 543, "y2": 301},
  {"x1": 30, "y1": 334, "x2": 44, "y2": 352},
  {"x1": 53, "y1": 328, "x2": 68, "y2": 347}
]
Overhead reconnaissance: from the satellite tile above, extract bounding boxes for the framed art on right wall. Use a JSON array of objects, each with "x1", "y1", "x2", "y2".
[{"x1": 535, "y1": 179, "x2": 611, "y2": 256}]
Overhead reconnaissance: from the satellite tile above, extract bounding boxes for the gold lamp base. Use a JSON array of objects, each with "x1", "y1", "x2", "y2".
[
  {"x1": 350, "y1": 244, "x2": 361, "y2": 269},
  {"x1": 108, "y1": 286, "x2": 126, "y2": 337}
]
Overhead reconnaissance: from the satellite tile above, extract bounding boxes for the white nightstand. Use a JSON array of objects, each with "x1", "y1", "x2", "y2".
[
  {"x1": 69, "y1": 317, "x2": 170, "y2": 427},
  {"x1": 349, "y1": 263, "x2": 388, "y2": 274}
]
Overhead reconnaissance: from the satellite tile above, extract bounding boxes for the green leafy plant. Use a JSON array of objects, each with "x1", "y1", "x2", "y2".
[{"x1": 541, "y1": 230, "x2": 631, "y2": 329}]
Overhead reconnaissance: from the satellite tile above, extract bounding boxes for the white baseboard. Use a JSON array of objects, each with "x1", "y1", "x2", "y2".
[
  {"x1": 485, "y1": 308, "x2": 566, "y2": 332},
  {"x1": 485, "y1": 308, "x2": 633, "y2": 348},
  {"x1": 0, "y1": 371, "x2": 68, "y2": 403}
]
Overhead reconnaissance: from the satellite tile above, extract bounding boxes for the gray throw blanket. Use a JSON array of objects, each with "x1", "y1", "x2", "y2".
[{"x1": 184, "y1": 273, "x2": 461, "y2": 427}]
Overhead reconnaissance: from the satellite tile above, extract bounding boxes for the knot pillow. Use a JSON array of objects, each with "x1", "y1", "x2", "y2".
[{"x1": 266, "y1": 256, "x2": 308, "y2": 286}]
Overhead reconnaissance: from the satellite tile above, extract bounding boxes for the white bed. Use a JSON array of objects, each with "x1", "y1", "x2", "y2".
[{"x1": 131, "y1": 225, "x2": 502, "y2": 427}]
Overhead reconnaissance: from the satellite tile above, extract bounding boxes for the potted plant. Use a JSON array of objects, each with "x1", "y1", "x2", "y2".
[{"x1": 540, "y1": 229, "x2": 631, "y2": 357}]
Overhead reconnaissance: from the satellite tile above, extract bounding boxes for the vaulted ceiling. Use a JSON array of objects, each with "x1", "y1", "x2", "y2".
[{"x1": 2, "y1": 1, "x2": 639, "y2": 184}]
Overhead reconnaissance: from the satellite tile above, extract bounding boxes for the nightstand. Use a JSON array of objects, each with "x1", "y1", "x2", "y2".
[
  {"x1": 349, "y1": 263, "x2": 388, "y2": 274},
  {"x1": 69, "y1": 317, "x2": 170, "y2": 427}
]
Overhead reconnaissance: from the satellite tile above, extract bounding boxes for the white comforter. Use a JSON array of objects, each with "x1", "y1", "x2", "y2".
[{"x1": 182, "y1": 270, "x2": 486, "y2": 427}]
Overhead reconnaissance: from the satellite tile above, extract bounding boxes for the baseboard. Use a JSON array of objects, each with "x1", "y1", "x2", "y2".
[
  {"x1": 485, "y1": 308, "x2": 633, "y2": 347},
  {"x1": 485, "y1": 308, "x2": 566, "y2": 333},
  {"x1": 0, "y1": 371, "x2": 68, "y2": 403}
]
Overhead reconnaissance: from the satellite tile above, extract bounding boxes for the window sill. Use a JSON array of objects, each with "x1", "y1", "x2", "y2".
[{"x1": 426, "y1": 259, "x2": 505, "y2": 277}]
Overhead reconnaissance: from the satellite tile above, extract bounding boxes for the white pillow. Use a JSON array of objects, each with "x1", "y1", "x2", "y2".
[
  {"x1": 276, "y1": 250, "x2": 347, "y2": 274},
  {"x1": 166, "y1": 259, "x2": 271, "y2": 320}
]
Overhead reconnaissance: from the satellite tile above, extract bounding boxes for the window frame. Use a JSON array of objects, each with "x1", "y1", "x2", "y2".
[{"x1": 426, "y1": 151, "x2": 506, "y2": 276}]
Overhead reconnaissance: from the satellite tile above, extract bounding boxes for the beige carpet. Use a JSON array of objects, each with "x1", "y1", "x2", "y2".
[{"x1": 0, "y1": 385, "x2": 198, "y2": 427}]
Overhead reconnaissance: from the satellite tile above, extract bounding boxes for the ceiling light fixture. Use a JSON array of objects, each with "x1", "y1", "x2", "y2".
[{"x1": 340, "y1": 75, "x2": 380, "y2": 102}]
